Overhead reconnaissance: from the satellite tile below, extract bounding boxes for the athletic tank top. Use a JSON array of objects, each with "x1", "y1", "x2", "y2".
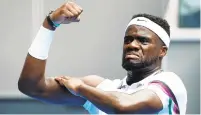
[{"x1": 83, "y1": 71, "x2": 187, "y2": 115}]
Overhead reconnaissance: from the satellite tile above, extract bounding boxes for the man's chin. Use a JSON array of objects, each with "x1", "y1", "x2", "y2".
[{"x1": 122, "y1": 60, "x2": 143, "y2": 71}]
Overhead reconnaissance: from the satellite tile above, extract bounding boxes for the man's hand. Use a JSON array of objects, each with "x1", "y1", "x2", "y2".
[
  {"x1": 50, "y1": 2, "x2": 83, "y2": 25},
  {"x1": 55, "y1": 76, "x2": 85, "y2": 96}
]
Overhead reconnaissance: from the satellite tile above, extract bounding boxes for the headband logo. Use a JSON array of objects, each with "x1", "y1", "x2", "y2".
[{"x1": 137, "y1": 18, "x2": 147, "y2": 22}]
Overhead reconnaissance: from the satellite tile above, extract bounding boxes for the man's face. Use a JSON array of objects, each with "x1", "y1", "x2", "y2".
[{"x1": 122, "y1": 25, "x2": 163, "y2": 71}]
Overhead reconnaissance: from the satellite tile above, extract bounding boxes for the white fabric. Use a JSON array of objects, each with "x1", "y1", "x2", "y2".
[
  {"x1": 147, "y1": 72, "x2": 187, "y2": 115},
  {"x1": 28, "y1": 26, "x2": 55, "y2": 60},
  {"x1": 83, "y1": 71, "x2": 187, "y2": 115},
  {"x1": 126, "y1": 17, "x2": 170, "y2": 48}
]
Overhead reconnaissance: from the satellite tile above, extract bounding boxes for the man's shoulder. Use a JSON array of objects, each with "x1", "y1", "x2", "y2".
[
  {"x1": 159, "y1": 71, "x2": 178, "y2": 76},
  {"x1": 150, "y1": 71, "x2": 187, "y2": 95},
  {"x1": 155, "y1": 71, "x2": 182, "y2": 82},
  {"x1": 159, "y1": 72, "x2": 187, "y2": 113},
  {"x1": 154, "y1": 71, "x2": 187, "y2": 96},
  {"x1": 149, "y1": 71, "x2": 187, "y2": 114}
]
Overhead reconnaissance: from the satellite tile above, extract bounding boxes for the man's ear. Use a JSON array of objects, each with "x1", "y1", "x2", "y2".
[{"x1": 159, "y1": 46, "x2": 168, "y2": 58}]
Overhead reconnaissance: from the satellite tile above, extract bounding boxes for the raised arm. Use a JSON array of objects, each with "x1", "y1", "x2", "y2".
[{"x1": 18, "y1": 2, "x2": 104, "y2": 105}]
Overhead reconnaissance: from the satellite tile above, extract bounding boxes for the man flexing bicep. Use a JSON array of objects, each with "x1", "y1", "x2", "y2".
[{"x1": 18, "y1": 2, "x2": 104, "y2": 105}]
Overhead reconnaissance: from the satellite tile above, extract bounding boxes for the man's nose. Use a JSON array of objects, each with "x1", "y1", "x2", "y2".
[{"x1": 127, "y1": 39, "x2": 140, "y2": 50}]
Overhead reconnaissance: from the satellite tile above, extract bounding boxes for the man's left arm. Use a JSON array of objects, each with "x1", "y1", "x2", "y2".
[
  {"x1": 78, "y1": 83, "x2": 163, "y2": 114},
  {"x1": 55, "y1": 76, "x2": 163, "y2": 114}
]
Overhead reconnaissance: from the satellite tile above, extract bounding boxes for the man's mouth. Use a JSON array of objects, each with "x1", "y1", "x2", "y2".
[{"x1": 125, "y1": 53, "x2": 139, "y2": 59}]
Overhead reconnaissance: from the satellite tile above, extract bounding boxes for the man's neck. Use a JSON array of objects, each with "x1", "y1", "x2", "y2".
[{"x1": 126, "y1": 65, "x2": 161, "y2": 85}]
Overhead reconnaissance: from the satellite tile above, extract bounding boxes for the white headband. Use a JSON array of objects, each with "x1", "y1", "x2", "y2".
[{"x1": 126, "y1": 17, "x2": 170, "y2": 48}]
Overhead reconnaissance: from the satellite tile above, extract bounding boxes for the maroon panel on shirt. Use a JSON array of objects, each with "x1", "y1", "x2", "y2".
[{"x1": 149, "y1": 80, "x2": 180, "y2": 114}]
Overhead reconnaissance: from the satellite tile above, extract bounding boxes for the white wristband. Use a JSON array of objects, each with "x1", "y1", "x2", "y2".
[{"x1": 28, "y1": 26, "x2": 55, "y2": 60}]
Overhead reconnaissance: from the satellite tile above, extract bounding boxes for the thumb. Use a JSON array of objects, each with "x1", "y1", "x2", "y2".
[
  {"x1": 72, "y1": 15, "x2": 81, "y2": 22},
  {"x1": 76, "y1": 15, "x2": 81, "y2": 21}
]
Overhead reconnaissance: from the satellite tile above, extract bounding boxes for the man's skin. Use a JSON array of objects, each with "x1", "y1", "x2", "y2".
[{"x1": 18, "y1": 2, "x2": 168, "y2": 114}]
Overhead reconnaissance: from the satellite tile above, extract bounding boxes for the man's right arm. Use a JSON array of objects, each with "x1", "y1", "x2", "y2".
[
  {"x1": 18, "y1": 2, "x2": 105, "y2": 105},
  {"x1": 18, "y1": 54, "x2": 85, "y2": 105},
  {"x1": 18, "y1": 17, "x2": 85, "y2": 104},
  {"x1": 18, "y1": 52, "x2": 104, "y2": 105}
]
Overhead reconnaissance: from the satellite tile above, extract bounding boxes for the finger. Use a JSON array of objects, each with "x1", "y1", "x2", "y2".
[
  {"x1": 66, "y1": 17, "x2": 76, "y2": 21},
  {"x1": 70, "y1": 1, "x2": 83, "y2": 11},
  {"x1": 74, "y1": 15, "x2": 81, "y2": 22},
  {"x1": 66, "y1": 16, "x2": 80, "y2": 22},
  {"x1": 55, "y1": 77, "x2": 62, "y2": 81},
  {"x1": 61, "y1": 76, "x2": 71, "y2": 80},
  {"x1": 59, "y1": 78, "x2": 71, "y2": 88},
  {"x1": 59, "y1": 81, "x2": 65, "y2": 86},
  {"x1": 55, "y1": 77, "x2": 65, "y2": 86},
  {"x1": 62, "y1": 10, "x2": 74, "y2": 18},
  {"x1": 71, "y1": 3, "x2": 83, "y2": 14},
  {"x1": 77, "y1": 5, "x2": 83, "y2": 12},
  {"x1": 65, "y1": 2, "x2": 79, "y2": 16}
]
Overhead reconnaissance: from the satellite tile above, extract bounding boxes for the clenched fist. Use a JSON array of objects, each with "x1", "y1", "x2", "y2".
[{"x1": 50, "y1": 2, "x2": 83, "y2": 25}]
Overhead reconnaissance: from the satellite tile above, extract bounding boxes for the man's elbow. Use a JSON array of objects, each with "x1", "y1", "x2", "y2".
[
  {"x1": 18, "y1": 76, "x2": 43, "y2": 96},
  {"x1": 18, "y1": 77, "x2": 32, "y2": 95}
]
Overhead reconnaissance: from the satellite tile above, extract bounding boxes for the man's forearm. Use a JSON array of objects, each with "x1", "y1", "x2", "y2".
[
  {"x1": 78, "y1": 84, "x2": 123, "y2": 114},
  {"x1": 78, "y1": 83, "x2": 163, "y2": 114},
  {"x1": 18, "y1": 18, "x2": 55, "y2": 92}
]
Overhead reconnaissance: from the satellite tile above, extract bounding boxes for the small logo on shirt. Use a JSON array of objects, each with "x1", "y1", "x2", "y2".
[
  {"x1": 118, "y1": 85, "x2": 127, "y2": 89},
  {"x1": 136, "y1": 83, "x2": 143, "y2": 88}
]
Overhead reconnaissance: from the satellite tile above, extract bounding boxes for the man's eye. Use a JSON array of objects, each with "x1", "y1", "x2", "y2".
[
  {"x1": 124, "y1": 36, "x2": 133, "y2": 44},
  {"x1": 138, "y1": 37, "x2": 149, "y2": 44}
]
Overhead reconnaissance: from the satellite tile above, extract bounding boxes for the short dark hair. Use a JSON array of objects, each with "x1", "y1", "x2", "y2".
[{"x1": 131, "y1": 13, "x2": 170, "y2": 37}]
